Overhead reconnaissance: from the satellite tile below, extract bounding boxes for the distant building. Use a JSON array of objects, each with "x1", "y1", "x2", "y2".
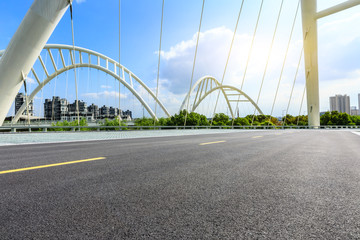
[
  {"x1": 44, "y1": 96, "x2": 69, "y2": 120},
  {"x1": 109, "y1": 107, "x2": 118, "y2": 118},
  {"x1": 122, "y1": 109, "x2": 132, "y2": 119},
  {"x1": 329, "y1": 94, "x2": 350, "y2": 114},
  {"x1": 68, "y1": 100, "x2": 87, "y2": 114},
  {"x1": 351, "y1": 106, "x2": 358, "y2": 116},
  {"x1": 99, "y1": 105, "x2": 110, "y2": 118},
  {"x1": 67, "y1": 100, "x2": 92, "y2": 121},
  {"x1": 15, "y1": 93, "x2": 34, "y2": 116},
  {"x1": 87, "y1": 104, "x2": 99, "y2": 119},
  {"x1": 358, "y1": 93, "x2": 360, "y2": 115},
  {"x1": 43, "y1": 96, "x2": 132, "y2": 121}
]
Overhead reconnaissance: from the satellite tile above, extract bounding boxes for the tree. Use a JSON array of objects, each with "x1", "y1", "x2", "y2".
[
  {"x1": 320, "y1": 111, "x2": 331, "y2": 125},
  {"x1": 212, "y1": 113, "x2": 229, "y2": 126},
  {"x1": 282, "y1": 114, "x2": 296, "y2": 126},
  {"x1": 135, "y1": 117, "x2": 154, "y2": 126},
  {"x1": 351, "y1": 115, "x2": 360, "y2": 125},
  {"x1": 160, "y1": 110, "x2": 209, "y2": 126},
  {"x1": 244, "y1": 114, "x2": 277, "y2": 126},
  {"x1": 296, "y1": 115, "x2": 308, "y2": 126},
  {"x1": 320, "y1": 111, "x2": 354, "y2": 125},
  {"x1": 233, "y1": 117, "x2": 249, "y2": 126},
  {"x1": 50, "y1": 118, "x2": 88, "y2": 131},
  {"x1": 157, "y1": 117, "x2": 169, "y2": 126},
  {"x1": 101, "y1": 118, "x2": 127, "y2": 130}
]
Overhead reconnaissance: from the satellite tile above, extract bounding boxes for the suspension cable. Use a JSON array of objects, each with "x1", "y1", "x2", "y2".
[
  {"x1": 297, "y1": 85, "x2": 306, "y2": 126},
  {"x1": 210, "y1": 0, "x2": 245, "y2": 126},
  {"x1": 249, "y1": 0, "x2": 284, "y2": 126},
  {"x1": 239, "y1": 0, "x2": 263, "y2": 92},
  {"x1": 27, "y1": 71, "x2": 35, "y2": 124},
  {"x1": 64, "y1": 54, "x2": 70, "y2": 120},
  {"x1": 268, "y1": 0, "x2": 300, "y2": 124},
  {"x1": 51, "y1": 53, "x2": 60, "y2": 122},
  {"x1": 39, "y1": 53, "x2": 48, "y2": 124},
  {"x1": 154, "y1": 0, "x2": 165, "y2": 126},
  {"x1": 118, "y1": 0, "x2": 121, "y2": 125},
  {"x1": 283, "y1": 48, "x2": 303, "y2": 126},
  {"x1": 231, "y1": 0, "x2": 264, "y2": 126},
  {"x1": 184, "y1": 0, "x2": 205, "y2": 127},
  {"x1": 23, "y1": 79, "x2": 30, "y2": 125},
  {"x1": 69, "y1": 2, "x2": 80, "y2": 126}
]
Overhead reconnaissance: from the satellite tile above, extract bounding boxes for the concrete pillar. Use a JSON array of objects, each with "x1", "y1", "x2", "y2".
[
  {"x1": 301, "y1": 0, "x2": 320, "y2": 127},
  {"x1": 0, "y1": 0, "x2": 70, "y2": 126}
]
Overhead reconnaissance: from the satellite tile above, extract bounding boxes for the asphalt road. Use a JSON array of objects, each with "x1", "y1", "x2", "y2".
[{"x1": 1, "y1": 130, "x2": 360, "y2": 239}]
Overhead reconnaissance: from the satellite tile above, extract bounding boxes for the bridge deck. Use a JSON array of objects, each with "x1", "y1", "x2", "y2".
[{"x1": 1, "y1": 130, "x2": 360, "y2": 238}]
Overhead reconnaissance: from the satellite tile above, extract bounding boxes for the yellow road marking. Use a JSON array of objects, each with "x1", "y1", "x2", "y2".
[
  {"x1": 0, "y1": 157, "x2": 106, "y2": 175},
  {"x1": 252, "y1": 136, "x2": 263, "y2": 139},
  {"x1": 275, "y1": 133, "x2": 283, "y2": 135},
  {"x1": 199, "y1": 140, "x2": 226, "y2": 146}
]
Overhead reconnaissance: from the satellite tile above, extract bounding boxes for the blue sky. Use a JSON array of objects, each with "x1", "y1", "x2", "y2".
[{"x1": 1, "y1": 0, "x2": 360, "y2": 118}]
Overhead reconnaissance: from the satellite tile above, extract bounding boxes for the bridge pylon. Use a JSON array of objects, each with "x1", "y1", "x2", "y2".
[
  {"x1": 0, "y1": 0, "x2": 70, "y2": 126},
  {"x1": 301, "y1": 0, "x2": 360, "y2": 127}
]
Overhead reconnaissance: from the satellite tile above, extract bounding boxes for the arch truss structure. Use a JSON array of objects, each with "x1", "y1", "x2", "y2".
[
  {"x1": 180, "y1": 76, "x2": 263, "y2": 118},
  {"x1": 0, "y1": 44, "x2": 171, "y2": 124}
]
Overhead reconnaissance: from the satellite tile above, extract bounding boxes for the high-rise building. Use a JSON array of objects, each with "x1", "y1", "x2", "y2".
[
  {"x1": 15, "y1": 93, "x2": 33, "y2": 116},
  {"x1": 329, "y1": 94, "x2": 350, "y2": 114},
  {"x1": 358, "y1": 93, "x2": 360, "y2": 115}
]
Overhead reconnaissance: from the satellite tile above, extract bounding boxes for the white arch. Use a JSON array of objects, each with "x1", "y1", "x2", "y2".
[
  {"x1": 180, "y1": 76, "x2": 263, "y2": 118},
  {"x1": 0, "y1": 44, "x2": 171, "y2": 123}
]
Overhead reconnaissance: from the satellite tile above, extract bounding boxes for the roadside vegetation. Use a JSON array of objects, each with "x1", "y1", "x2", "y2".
[
  {"x1": 14, "y1": 110, "x2": 360, "y2": 132},
  {"x1": 135, "y1": 110, "x2": 360, "y2": 127},
  {"x1": 49, "y1": 118, "x2": 89, "y2": 131}
]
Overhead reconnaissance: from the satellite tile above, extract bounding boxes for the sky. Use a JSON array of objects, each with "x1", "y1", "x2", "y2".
[{"x1": 0, "y1": 0, "x2": 359, "y2": 118}]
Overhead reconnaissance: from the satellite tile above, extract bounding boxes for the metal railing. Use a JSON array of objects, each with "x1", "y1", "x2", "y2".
[{"x1": 0, "y1": 125, "x2": 359, "y2": 133}]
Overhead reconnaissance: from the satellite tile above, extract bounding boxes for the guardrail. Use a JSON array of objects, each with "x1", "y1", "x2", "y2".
[{"x1": 0, "y1": 125, "x2": 359, "y2": 133}]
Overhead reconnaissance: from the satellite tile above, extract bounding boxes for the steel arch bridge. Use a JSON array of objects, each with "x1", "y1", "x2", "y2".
[
  {"x1": 180, "y1": 76, "x2": 263, "y2": 118},
  {"x1": 0, "y1": 44, "x2": 171, "y2": 124}
]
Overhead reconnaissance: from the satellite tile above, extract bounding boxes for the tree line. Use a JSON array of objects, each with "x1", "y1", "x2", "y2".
[
  {"x1": 136, "y1": 110, "x2": 360, "y2": 126},
  {"x1": 47, "y1": 110, "x2": 360, "y2": 130}
]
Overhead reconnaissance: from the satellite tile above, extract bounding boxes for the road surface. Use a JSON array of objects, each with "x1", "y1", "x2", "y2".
[{"x1": 1, "y1": 130, "x2": 360, "y2": 239}]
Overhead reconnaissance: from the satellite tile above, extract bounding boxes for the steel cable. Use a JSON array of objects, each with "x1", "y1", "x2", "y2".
[
  {"x1": 210, "y1": 0, "x2": 245, "y2": 126},
  {"x1": 118, "y1": 0, "x2": 121, "y2": 125},
  {"x1": 250, "y1": 0, "x2": 284, "y2": 126},
  {"x1": 297, "y1": 85, "x2": 306, "y2": 125},
  {"x1": 184, "y1": 0, "x2": 205, "y2": 127},
  {"x1": 283, "y1": 48, "x2": 303, "y2": 126},
  {"x1": 231, "y1": 0, "x2": 264, "y2": 126},
  {"x1": 69, "y1": 3, "x2": 80, "y2": 126},
  {"x1": 154, "y1": 0, "x2": 165, "y2": 126},
  {"x1": 268, "y1": 0, "x2": 300, "y2": 125}
]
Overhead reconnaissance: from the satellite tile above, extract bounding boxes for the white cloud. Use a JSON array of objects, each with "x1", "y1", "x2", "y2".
[
  {"x1": 320, "y1": 12, "x2": 360, "y2": 32},
  {"x1": 100, "y1": 85, "x2": 112, "y2": 89},
  {"x1": 82, "y1": 91, "x2": 127, "y2": 99},
  {"x1": 158, "y1": 22, "x2": 360, "y2": 117},
  {"x1": 160, "y1": 26, "x2": 302, "y2": 93},
  {"x1": 75, "y1": 0, "x2": 86, "y2": 4},
  {"x1": 158, "y1": 26, "x2": 304, "y2": 116},
  {"x1": 26, "y1": 76, "x2": 36, "y2": 85}
]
